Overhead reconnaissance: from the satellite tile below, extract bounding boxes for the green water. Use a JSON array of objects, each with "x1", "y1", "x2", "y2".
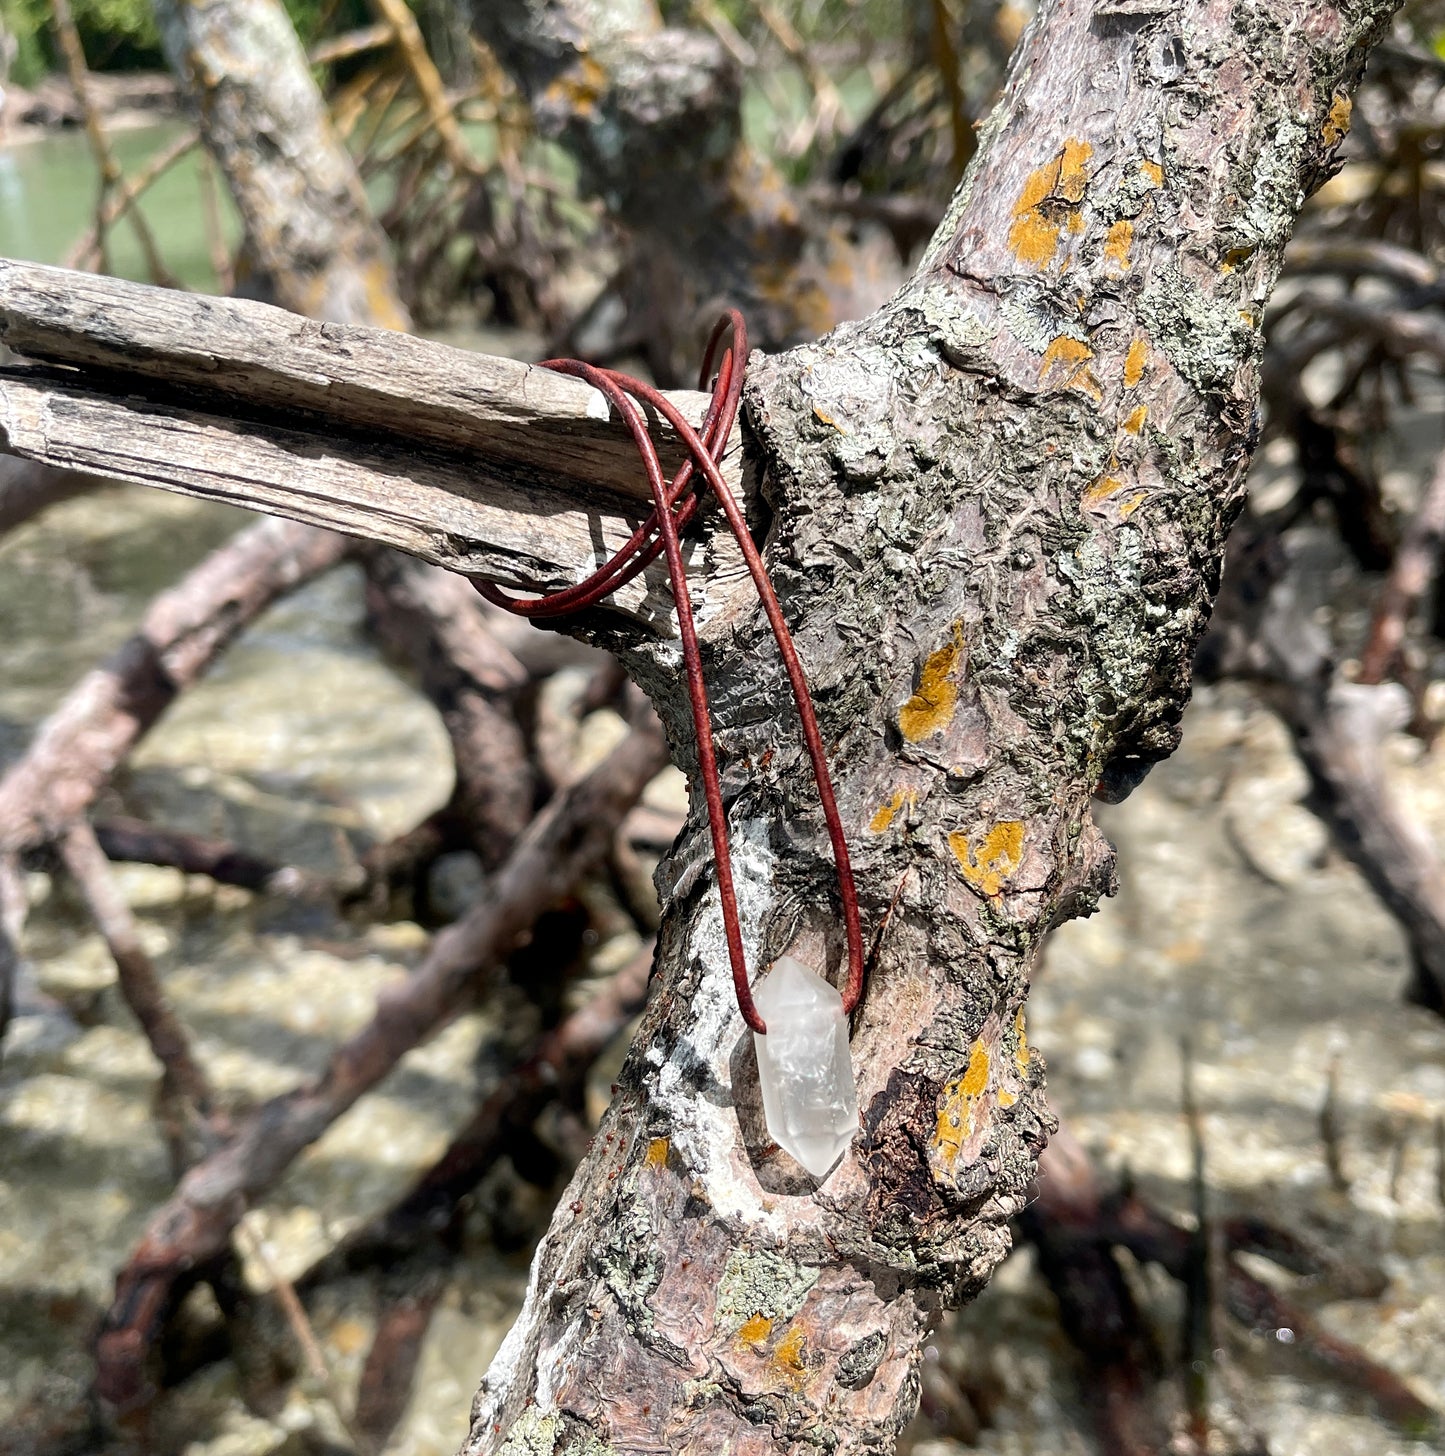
[{"x1": 0, "y1": 121, "x2": 240, "y2": 286}]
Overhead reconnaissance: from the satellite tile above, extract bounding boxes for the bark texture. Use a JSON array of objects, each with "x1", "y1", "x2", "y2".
[
  {"x1": 465, "y1": 0, "x2": 1398, "y2": 1449},
  {"x1": 153, "y1": 0, "x2": 410, "y2": 330}
]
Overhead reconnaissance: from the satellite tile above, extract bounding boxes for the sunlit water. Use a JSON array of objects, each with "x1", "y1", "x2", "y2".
[{"x1": 0, "y1": 121, "x2": 239, "y2": 289}]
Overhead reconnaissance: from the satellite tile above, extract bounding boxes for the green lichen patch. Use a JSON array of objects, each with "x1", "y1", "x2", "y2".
[{"x1": 714, "y1": 1247, "x2": 820, "y2": 1334}]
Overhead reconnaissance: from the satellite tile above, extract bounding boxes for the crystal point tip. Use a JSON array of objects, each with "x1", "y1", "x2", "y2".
[{"x1": 752, "y1": 956, "x2": 859, "y2": 1178}]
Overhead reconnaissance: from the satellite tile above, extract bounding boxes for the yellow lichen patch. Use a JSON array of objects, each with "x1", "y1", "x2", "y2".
[
  {"x1": 898, "y1": 623, "x2": 965, "y2": 742},
  {"x1": 738, "y1": 1314, "x2": 772, "y2": 1345},
  {"x1": 1140, "y1": 158, "x2": 1164, "y2": 187},
  {"x1": 934, "y1": 1041, "x2": 992, "y2": 1163},
  {"x1": 1040, "y1": 336, "x2": 1102, "y2": 400},
  {"x1": 773, "y1": 1326, "x2": 807, "y2": 1376},
  {"x1": 812, "y1": 403, "x2": 847, "y2": 433},
  {"x1": 1008, "y1": 173, "x2": 1064, "y2": 267},
  {"x1": 1119, "y1": 492, "x2": 1148, "y2": 518},
  {"x1": 645, "y1": 1137, "x2": 670, "y2": 1170},
  {"x1": 998, "y1": 1090, "x2": 1017, "y2": 1108},
  {"x1": 1103, "y1": 219, "x2": 1134, "y2": 270},
  {"x1": 1323, "y1": 93, "x2": 1353, "y2": 147},
  {"x1": 1014, "y1": 1009, "x2": 1030, "y2": 1072},
  {"x1": 1122, "y1": 404, "x2": 1148, "y2": 435},
  {"x1": 1056, "y1": 137, "x2": 1093, "y2": 202},
  {"x1": 870, "y1": 789, "x2": 913, "y2": 834},
  {"x1": 1123, "y1": 336, "x2": 1149, "y2": 389},
  {"x1": 1007, "y1": 138, "x2": 1092, "y2": 268},
  {"x1": 1220, "y1": 244, "x2": 1255, "y2": 274},
  {"x1": 1082, "y1": 473, "x2": 1126, "y2": 508},
  {"x1": 949, "y1": 821, "x2": 1025, "y2": 897},
  {"x1": 961, "y1": 1039, "x2": 990, "y2": 1098}
]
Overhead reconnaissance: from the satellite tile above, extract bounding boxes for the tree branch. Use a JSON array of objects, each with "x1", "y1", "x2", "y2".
[{"x1": 465, "y1": 0, "x2": 1402, "y2": 1447}]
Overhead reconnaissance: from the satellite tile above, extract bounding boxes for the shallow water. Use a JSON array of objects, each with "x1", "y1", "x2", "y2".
[{"x1": 0, "y1": 122, "x2": 239, "y2": 290}]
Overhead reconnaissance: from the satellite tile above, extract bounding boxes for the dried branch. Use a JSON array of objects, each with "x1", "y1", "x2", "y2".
[
  {"x1": 59, "y1": 822, "x2": 212, "y2": 1117},
  {"x1": 366, "y1": 0, "x2": 478, "y2": 177},
  {"x1": 62, "y1": 129, "x2": 201, "y2": 275},
  {"x1": 0, "y1": 261, "x2": 744, "y2": 614},
  {"x1": 362, "y1": 550, "x2": 533, "y2": 870},
  {"x1": 50, "y1": 0, "x2": 179, "y2": 289},
  {"x1": 96, "y1": 717, "x2": 667, "y2": 1412},
  {"x1": 1281, "y1": 674, "x2": 1445, "y2": 1012},
  {"x1": 298, "y1": 939, "x2": 655, "y2": 1448},
  {"x1": 94, "y1": 817, "x2": 328, "y2": 899},
  {"x1": 1022, "y1": 1130, "x2": 1167, "y2": 1456},
  {"x1": 311, "y1": 938, "x2": 654, "y2": 1282},
  {"x1": 1206, "y1": 532, "x2": 1445, "y2": 1014}
]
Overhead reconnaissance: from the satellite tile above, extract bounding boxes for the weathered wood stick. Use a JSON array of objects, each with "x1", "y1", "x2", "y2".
[{"x1": 0, "y1": 260, "x2": 744, "y2": 612}]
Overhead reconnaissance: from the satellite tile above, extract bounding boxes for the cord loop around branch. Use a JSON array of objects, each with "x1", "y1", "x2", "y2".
[{"x1": 476, "y1": 313, "x2": 864, "y2": 1034}]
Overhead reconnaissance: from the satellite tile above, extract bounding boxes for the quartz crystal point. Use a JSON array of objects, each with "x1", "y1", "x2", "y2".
[{"x1": 752, "y1": 955, "x2": 859, "y2": 1178}]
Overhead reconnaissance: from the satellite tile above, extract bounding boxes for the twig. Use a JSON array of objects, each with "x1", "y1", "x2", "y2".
[
  {"x1": 307, "y1": 938, "x2": 655, "y2": 1282},
  {"x1": 1277, "y1": 673, "x2": 1445, "y2": 1013},
  {"x1": 362, "y1": 550, "x2": 533, "y2": 872},
  {"x1": 1358, "y1": 445, "x2": 1445, "y2": 684},
  {"x1": 58, "y1": 822, "x2": 213, "y2": 1170},
  {"x1": 94, "y1": 817, "x2": 330, "y2": 899},
  {"x1": 1208, "y1": 534, "x2": 1445, "y2": 1015},
  {"x1": 1321, "y1": 1054, "x2": 1351, "y2": 1192},
  {"x1": 1107, "y1": 1188, "x2": 1440, "y2": 1436},
  {"x1": 1434, "y1": 1114, "x2": 1444, "y2": 1211},
  {"x1": 1180, "y1": 1040, "x2": 1212, "y2": 1450},
  {"x1": 0, "y1": 520, "x2": 351, "y2": 860},
  {"x1": 1021, "y1": 1129, "x2": 1166, "y2": 1456},
  {"x1": 352, "y1": 1277, "x2": 444, "y2": 1451},
  {"x1": 366, "y1": 0, "x2": 479, "y2": 178},
  {"x1": 49, "y1": 0, "x2": 180, "y2": 290},
  {"x1": 63, "y1": 129, "x2": 200, "y2": 274},
  {"x1": 195, "y1": 145, "x2": 233, "y2": 294},
  {"x1": 0, "y1": 853, "x2": 24, "y2": 1055},
  {"x1": 292, "y1": 940, "x2": 655, "y2": 1440},
  {"x1": 929, "y1": 0, "x2": 974, "y2": 179},
  {"x1": 1282, "y1": 237, "x2": 1439, "y2": 289},
  {"x1": 234, "y1": 1219, "x2": 373, "y2": 1454},
  {"x1": 309, "y1": 21, "x2": 394, "y2": 67},
  {"x1": 95, "y1": 718, "x2": 667, "y2": 1414}
]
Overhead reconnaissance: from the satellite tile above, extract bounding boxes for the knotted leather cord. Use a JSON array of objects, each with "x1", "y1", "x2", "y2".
[{"x1": 476, "y1": 313, "x2": 864, "y2": 1034}]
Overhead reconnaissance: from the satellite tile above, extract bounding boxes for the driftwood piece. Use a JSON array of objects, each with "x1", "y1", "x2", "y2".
[{"x1": 0, "y1": 260, "x2": 745, "y2": 617}]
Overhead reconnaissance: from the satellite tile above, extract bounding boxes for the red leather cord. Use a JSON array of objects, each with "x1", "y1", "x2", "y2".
[{"x1": 477, "y1": 312, "x2": 864, "y2": 1034}]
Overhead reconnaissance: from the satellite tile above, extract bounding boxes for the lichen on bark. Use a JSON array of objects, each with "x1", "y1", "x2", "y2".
[{"x1": 464, "y1": 0, "x2": 1402, "y2": 1449}]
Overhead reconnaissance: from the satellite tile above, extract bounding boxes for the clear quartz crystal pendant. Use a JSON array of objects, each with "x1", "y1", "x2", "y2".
[{"x1": 752, "y1": 956, "x2": 859, "y2": 1178}]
